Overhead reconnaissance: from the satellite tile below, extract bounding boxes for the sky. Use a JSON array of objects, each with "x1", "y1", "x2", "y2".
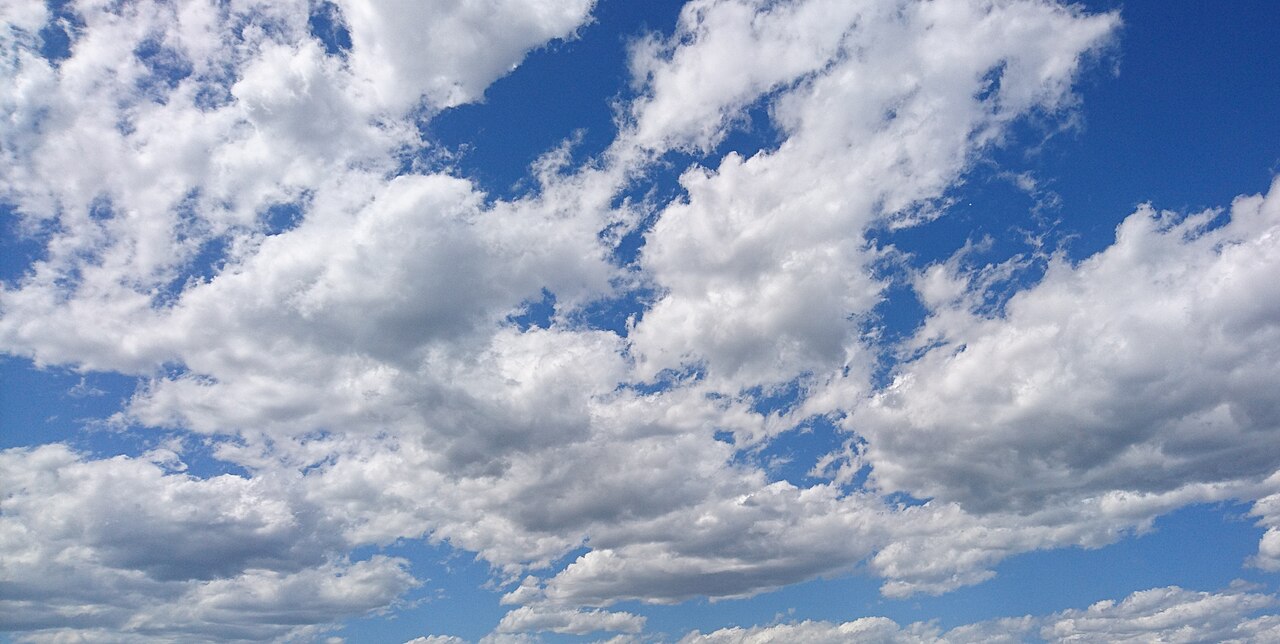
[{"x1": 1, "y1": 0, "x2": 1280, "y2": 642}]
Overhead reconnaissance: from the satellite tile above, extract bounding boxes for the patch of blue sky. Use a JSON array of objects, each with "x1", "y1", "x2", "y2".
[
  {"x1": 261, "y1": 199, "x2": 306, "y2": 235},
  {"x1": 873, "y1": 165, "x2": 1055, "y2": 271},
  {"x1": 861, "y1": 0, "x2": 1280, "y2": 373},
  {"x1": 709, "y1": 98, "x2": 788, "y2": 161},
  {"x1": 0, "y1": 355, "x2": 137, "y2": 450},
  {"x1": 133, "y1": 36, "x2": 194, "y2": 103},
  {"x1": 337, "y1": 540, "x2": 523, "y2": 643},
  {"x1": 605, "y1": 180, "x2": 681, "y2": 267},
  {"x1": 423, "y1": 0, "x2": 697, "y2": 202},
  {"x1": 0, "y1": 205, "x2": 48, "y2": 286},
  {"x1": 508, "y1": 288, "x2": 558, "y2": 331},
  {"x1": 704, "y1": 374, "x2": 868, "y2": 489},
  {"x1": 864, "y1": 0, "x2": 1280, "y2": 305},
  {"x1": 623, "y1": 363, "x2": 706, "y2": 397},
  {"x1": 36, "y1": 0, "x2": 80, "y2": 64},
  {"x1": 743, "y1": 377, "x2": 808, "y2": 416},
  {"x1": 885, "y1": 502, "x2": 1274, "y2": 632},
  {"x1": 151, "y1": 198, "x2": 306, "y2": 306},
  {"x1": 508, "y1": 283, "x2": 657, "y2": 336},
  {"x1": 859, "y1": 264, "x2": 931, "y2": 385},
  {"x1": 565, "y1": 283, "x2": 657, "y2": 336},
  {"x1": 0, "y1": 356, "x2": 254, "y2": 479},
  {"x1": 307, "y1": 1, "x2": 352, "y2": 58},
  {"x1": 750, "y1": 414, "x2": 862, "y2": 489},
  {"x1": 422, "y1": 3, "x2": 661, "y2": 199},
  {"x1": 1017, "y1": 0, "x2": 1280, "y2": 260}
]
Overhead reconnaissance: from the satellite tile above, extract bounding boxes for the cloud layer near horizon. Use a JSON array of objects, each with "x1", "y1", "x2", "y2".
[{"x1": 2, "y1": 0, "x2": 1279, "y2": 641}]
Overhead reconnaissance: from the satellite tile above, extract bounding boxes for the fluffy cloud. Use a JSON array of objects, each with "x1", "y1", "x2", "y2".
[
  {"x1": 337, "y1": 0, "x2": 595, "y2": 111},
  {"x1": 494, "y1": 605, "x2": 644, "y2": 636},
  {"x1": 6, "y1": 0, "x2": 1277, "y2": 640},
  {"x1": 534, "y1": 483, "x2": 885, "y2": 606},
  {"x1": 1249, "y1": 488, "x2": 1280, "y2": 571},
  {"x1": 0, "y1": 444, "x2": 415, "y2": 642},
  {"x1": 0, "y1": 0, "x2": 605, "y2": 373},
  {"x1": 1042, "y1": 585, "x2": 1280, "y2": 643},
  {"x1": 628, "y1": 0, "x2": 1117, "y2": 389},
  {"x1": 856, "y1": 178, "x2": 1280, "y2": 509}
]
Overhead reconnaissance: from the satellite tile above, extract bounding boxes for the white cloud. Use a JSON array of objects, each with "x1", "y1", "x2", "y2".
[
  {"x1": 337, "y1": 0, "x2": 595, "y2": 111},
  {"x1": 494, "y1": 605, "x2": 644, "y2": 636},
  {"x1": 1249, "y1": 487, "x2": 1280, "y2": 571},
  {"x1": 678, "y1": 585, "x2": 1280, "y2": 643},
  {"x1": 0, "y1": 0, "x2": 604, "y2": 374},
  {"x1": 1041, "y1": 585, "x2": 1280, "y2": 643},
  {"x1": 680, "y1": 617, "x2": 946, "y2": 644},
  {"x1": 623, "y1": 0, "x2": 863, "y2": 155},
  {"x1": 627, "y1": 0, "x2": 1117, "y2": 390},
  {"x1": 405, "y1": 637, "x2": 469, "y2": 644},
  {"x1": 1, "y1": 0, "x2": 1132, "y2": 624},
  {"x1": 856, "y1": 178, "x2": 1280, "y2": 511},
  {"x1": 536, "y1": 483, "x2": 887, "y2": 606},
  {"x1": 0, "y1": 444, "x2": 416, "y2": 642},
  {"x1": 7, "y1": 0, "x2": 1277, "y2": 639},
  {"x1": 820, "y1": 178, "x2": 1280, "y2": 595}
]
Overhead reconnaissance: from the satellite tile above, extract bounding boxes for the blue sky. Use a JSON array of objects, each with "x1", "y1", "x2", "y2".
[{"x1": 2, "y1": 1, "x2": 1280, "y2": 642}]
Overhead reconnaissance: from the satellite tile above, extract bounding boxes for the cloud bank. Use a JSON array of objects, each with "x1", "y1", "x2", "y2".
[
  {"x1": 2, "y1": 0, "x2": 1278, "y2": 641},
  {"x1": 679, "y1": 585, "x2": 1280, "y2": 643}
]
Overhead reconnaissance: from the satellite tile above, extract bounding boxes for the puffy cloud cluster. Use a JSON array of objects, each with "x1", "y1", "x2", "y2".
[
  {"x1": 3, "y1": 0, "x2": 1279, "y2": 641},
  {"x1": 627, "y1": 0, "x2": 1118, "y2": 390},
  {"x1": 831, "y1": 176, "x2": 1280, "y2": 598},
  {"x1": 0, "y1": 444, "x2": 415, "y2": 642},
  {"x1": 0, "y1": 0, "x2": 602, "y2": 372},
  {"x1": 858, "y1": 180, "x2": 1280, "y2": 513}
]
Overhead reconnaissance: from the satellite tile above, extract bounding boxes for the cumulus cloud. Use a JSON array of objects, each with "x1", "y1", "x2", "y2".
[
  {"x1": 337, "y1": 0, "x2": 595, "y2": 111},
  {"x1": 494, "y1": 605, "x2": 644, "y2": 636},
  {"x1": 0, "y1": 444, "x2": 416, "y2": 642},
  {"x1": 628, "y1": 0, "x2": 1117, "y2": 390},
  {"x1": 1249, "y1": 488, "x2": 1280, "y2": 571},
  {"x1": 859, "y1": 179, "x2": 1280, "y2": 513},
  {"x1": 1041, "y1": 585, "x2": 1280, "y2": 643},
  {"x1": 6, "y1": 0, "x2": 1278, "y2": 640},
  {"x1": 806, "y1": 177, "x2": 1280, "y2": 596},
  {"x1": 535, "y1": 483, "x2": 886, "y2": 606}
]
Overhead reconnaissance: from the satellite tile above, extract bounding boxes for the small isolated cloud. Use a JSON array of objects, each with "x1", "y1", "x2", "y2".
[
  {"x1": 495, "y1": 606, "x2": 645, "y2": 636},
  {"x1": 66, "y1": 376, "x2": 105, "y2": 397},
  {"x1": 404, "y1": 636, "x2": 469, "y2": 644}
]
